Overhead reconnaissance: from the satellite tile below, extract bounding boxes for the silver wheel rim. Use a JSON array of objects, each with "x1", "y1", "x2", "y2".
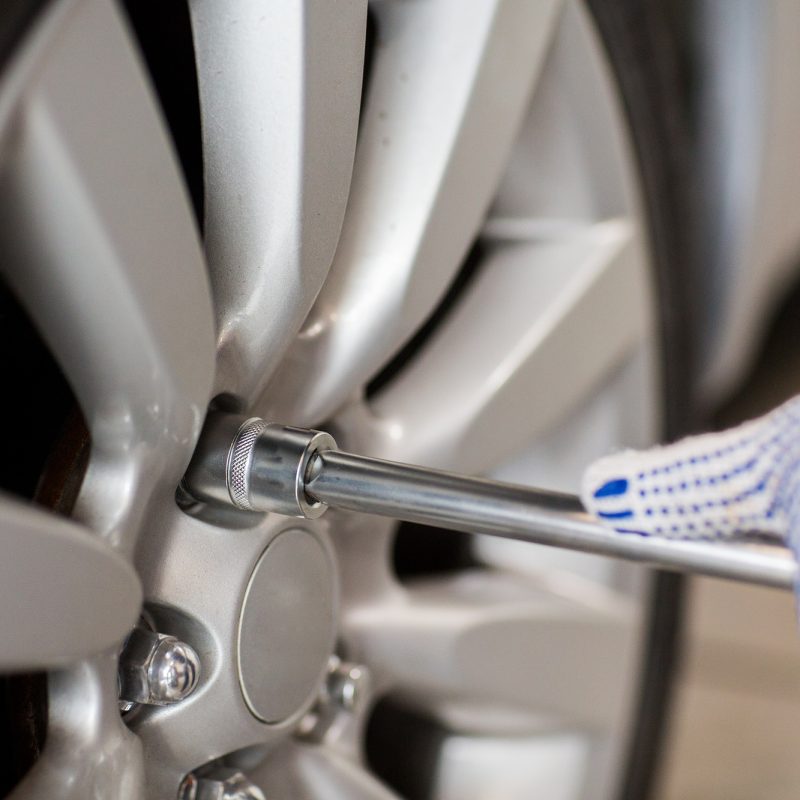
[{"x1": 0, "y1": 0, "x2": 661, "y2": 797}]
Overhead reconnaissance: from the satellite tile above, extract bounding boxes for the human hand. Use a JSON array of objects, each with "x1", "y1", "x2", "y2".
[{"x1": 581, "y1": 396, "x2": 800, "y2": 550}]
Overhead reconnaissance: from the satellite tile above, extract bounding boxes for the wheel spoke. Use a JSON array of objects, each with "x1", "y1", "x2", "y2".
[
  {"x1": 189, "y1": 0, "x2": 367, "y2": 407},
  {"x1": 254, "y1": 742, "x2": 402, "y2": 800},
  {"x1": 0, "y1": 0, "x2": 216, "y2": 555},
  {"x1": 419, "y1": 728, "x2": 599, "y2": 800},
  {"x1": 265, "y1": 0, "x2": 564, "y2": 425},
  {"x1": 0, "y1": 0, "x2": 664, "y2": 795},
  {"x1": 9, "y1": 654, "x2": 144, "y2": 799},
  {"x1": 356, "y1": 220, "x2": 649, "y2": 473},
  {"x1": 344, "y1": 569, "x2": 640, "y2": 729},
  {"x1": 0, "y1": 494, "x2": 140, "y2": 669}
]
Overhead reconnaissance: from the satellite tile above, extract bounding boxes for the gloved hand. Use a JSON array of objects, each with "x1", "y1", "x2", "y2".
[{"x1": 581, "y1": 395, "x2": 800, "y2": 552}]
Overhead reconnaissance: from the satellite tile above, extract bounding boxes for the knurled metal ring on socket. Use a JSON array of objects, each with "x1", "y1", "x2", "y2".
[
  {"x1": 226, "y1": 418, "x2": 268, "y2": 511},
  {"x1": 225, "y1": 419, "x2": 337, "y2": 518}
]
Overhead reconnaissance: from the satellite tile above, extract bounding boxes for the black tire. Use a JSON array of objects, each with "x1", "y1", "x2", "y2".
[{"x1": 585, "y1": 2, "x2": 694, "y2": 797}]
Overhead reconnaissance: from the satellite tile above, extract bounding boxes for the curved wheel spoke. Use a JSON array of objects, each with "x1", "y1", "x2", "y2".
[
  {"x1": 0, "y1": 0, "x2": 216, "y2": 554},
  {"x1": 359, "y1": 220, "x2": 649, "y2": 473},
  {"x1": 0, "y1": 494, "x2": 141, "y2": 669},
  {"x1": 10, "y1": 654, "x2": 144, "y2": 800},
  {"x1": 189, "y1": 0, "x2": 368, "y2": 406},
  {"x1": 266, "y1": 0, "x2": 564, "y2": 425},
  {"x1": 420, "y1": 729, "x2": 597, "y2": 800},
  {"x1": 254, "y1": 742, "x2": 401, "y2": 800},
  {"x1": 345, "y1": 569, "x2": 640, "y2": 728}
]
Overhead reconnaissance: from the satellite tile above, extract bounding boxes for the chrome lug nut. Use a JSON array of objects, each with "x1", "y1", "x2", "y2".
[
  {"x1": 327, "y1": 658, "x2": 370, "y2": 712},
  {"x1": 179, "y1": 769, "x2": 265, "y2": 800},
  {"x1": 297, "y1": 657, "x2": 371, "y2": 741},
  {"x1": 118, "y1": 626, "x2": 200, "y2": 707}
]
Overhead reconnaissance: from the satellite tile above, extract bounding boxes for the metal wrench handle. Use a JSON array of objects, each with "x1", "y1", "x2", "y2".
[{"x1": 182, "y1": 414, "x2": 797, "y2": 591}]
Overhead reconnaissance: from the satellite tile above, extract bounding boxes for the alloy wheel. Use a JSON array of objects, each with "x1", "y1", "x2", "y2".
[{"x1": 0, "y1": 1, "x2": 668, "y2": 797}]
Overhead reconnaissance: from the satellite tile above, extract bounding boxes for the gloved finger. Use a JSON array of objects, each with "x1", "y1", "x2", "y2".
[{"x1": 581, "y1": 396, "x2": 800, "y2": 543}]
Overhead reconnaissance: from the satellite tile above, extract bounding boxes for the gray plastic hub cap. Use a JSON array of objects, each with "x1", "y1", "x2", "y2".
[{"x1": 237, "y1": 529, "x2": 336, "y2": 723}]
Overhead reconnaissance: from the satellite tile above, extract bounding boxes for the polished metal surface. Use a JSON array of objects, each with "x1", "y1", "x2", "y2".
[
  {"x1": 307, "y1": 450, "x2": 796, "y2": 590},
  {"x1": 180, "y1": 412, "x2": 246, "y2": 509},
  {"x1": 179, "y1": 769, "x2": 265, "y2": 800},
  {"x1": 118, "y1": 627, "x2": 200, "y2": 707},
  {"x1": 228, "y1": 418, "x2": 268, "y2": 510},
  {"x1": 246, "y1": 425, "x2": 337, "y2": 518},
  {"x1": 326, "y1": 658, "x2": 370, "y2": 713},
  {"x1": 184, "y1": 413, "x2": 336, "y2": 517},
  {"x1": 184, "y1": 416, "x2": 797, "y2": 591},
  {"x1": 237, "y1": 529, "x2": 337, "y2": 723},
  {"x1": 295, "y1": 656, "x2": 371, "y2": 743}
]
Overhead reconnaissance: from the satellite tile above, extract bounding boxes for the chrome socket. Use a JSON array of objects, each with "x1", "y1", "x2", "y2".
[{"x1": 183, "y1": 413, "x2": 336, "y2": 518}]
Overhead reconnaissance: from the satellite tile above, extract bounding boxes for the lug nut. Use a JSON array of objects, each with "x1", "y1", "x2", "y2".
[
  {"x1": 179, "y1": 769, "x2": 265, "y2": 800},
  {"x1": 296, "y1": 657, "x2": 371, "y2": 741},
  {"x1": 118, "y1": 626, "x2": 200, "y2": 708},
  {"x1": 327, "y1": 658, "x2": 369, "y2": 712}
]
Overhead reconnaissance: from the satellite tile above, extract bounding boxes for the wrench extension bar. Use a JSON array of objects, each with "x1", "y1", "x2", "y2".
[{"x1": 182, "y1": 414, "x2": 797, "y2": 591}]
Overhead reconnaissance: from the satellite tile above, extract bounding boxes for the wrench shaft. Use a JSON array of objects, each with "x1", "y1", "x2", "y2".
[
  {"x1": 306, "y1": 450, "x2": 796, "y2": 590},
  {"x1": 183, "y1": 414, "x2": 797, "y2": 591}
]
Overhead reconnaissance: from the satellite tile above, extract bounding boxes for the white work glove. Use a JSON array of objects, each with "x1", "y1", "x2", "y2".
[{"x1": 581, "y1": 395, "x2": 800, "y2": 553}]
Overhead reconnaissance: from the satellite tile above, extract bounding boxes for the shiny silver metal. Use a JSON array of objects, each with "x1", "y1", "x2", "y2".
[
  {"x1": 296, "y1": 656, "x2": 371, "y2": 743},
  {"x1": 326, "y1": 658, "x2": 370, "y2": 713},
  {"x1": 118, "y1": 627, "x2": 200, "y2": 707},
  {"x1": 183, "y1": 416, "x2": 797, "y2": 591},
  {"x1": 309, "y1": 450, "x2": 797, "y2": 589},
  {"x1": 228, "y1": 418, "x2": 269, "y2": 510},
  {"x1": 179, "y1": 769, "x2": 265, "y2": 800},
  {"x1": 183, "y1": 413, "x2": 336, "y2": 517}
]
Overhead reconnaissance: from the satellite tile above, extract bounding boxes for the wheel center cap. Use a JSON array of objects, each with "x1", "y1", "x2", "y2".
[{"x1": 237, "y1": 528, "x2": 336, "y2": 723}]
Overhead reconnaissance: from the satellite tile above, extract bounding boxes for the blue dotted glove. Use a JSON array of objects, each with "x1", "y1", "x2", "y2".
[{"x1": 581, "y1": 395, "x2": 800, "y2": 552}]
